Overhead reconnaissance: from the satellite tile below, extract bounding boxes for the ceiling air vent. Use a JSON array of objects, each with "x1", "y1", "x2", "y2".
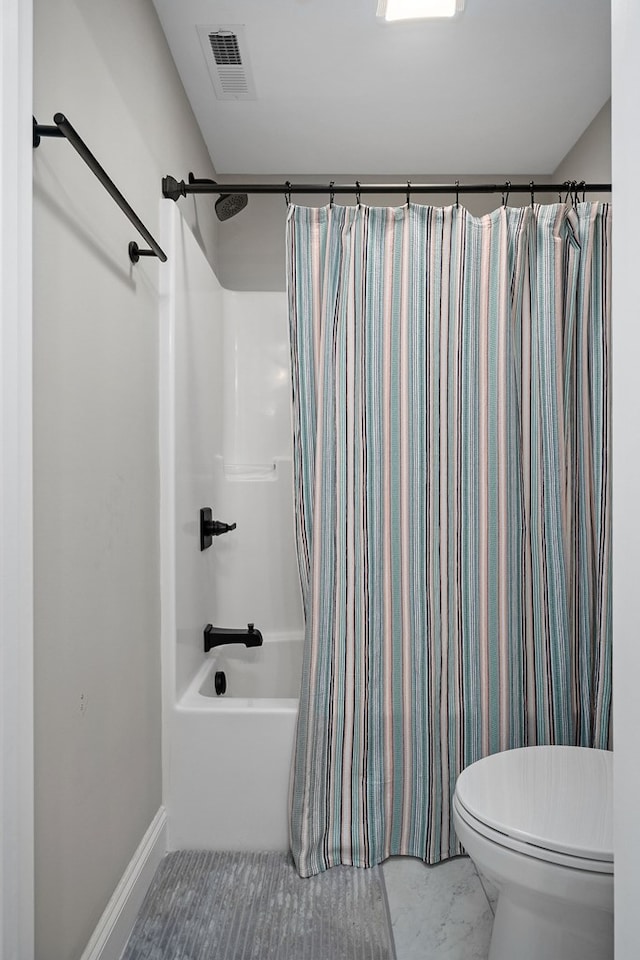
[{"x1": 197, "y1": 25, "x2": 257, "y2": 101}]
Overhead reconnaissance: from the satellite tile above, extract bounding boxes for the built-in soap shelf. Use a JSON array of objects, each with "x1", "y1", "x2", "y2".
[{"x1": 223, "y1": 462, "x2": 277, "y2": 482}]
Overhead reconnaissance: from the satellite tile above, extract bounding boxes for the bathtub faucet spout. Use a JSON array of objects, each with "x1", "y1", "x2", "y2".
[{"x1": 204, "y1": 622, "x2": 263, "y2": 653}]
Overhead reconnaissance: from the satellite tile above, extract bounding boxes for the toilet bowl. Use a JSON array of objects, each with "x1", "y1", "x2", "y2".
[{"x1": 452, "y1": 746, "x2": 613, "y2": 960}]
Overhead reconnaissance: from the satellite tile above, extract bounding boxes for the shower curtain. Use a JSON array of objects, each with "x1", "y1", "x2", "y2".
[{"x1": 287, "y1": 200, "x2": 611, "y2": 879}]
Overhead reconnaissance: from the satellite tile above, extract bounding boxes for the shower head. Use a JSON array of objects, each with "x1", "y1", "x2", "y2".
[
  {"x1": 215, "y1": 192, "x2": 249, "y2": 221},
  {"x1": 179, "y1": 175, "x2": 250, "y2": 221}
]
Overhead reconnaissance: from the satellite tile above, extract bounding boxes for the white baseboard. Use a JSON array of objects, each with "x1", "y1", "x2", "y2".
[{"x1": 80, "y1": 806, "x2": 167, "y2": 960}]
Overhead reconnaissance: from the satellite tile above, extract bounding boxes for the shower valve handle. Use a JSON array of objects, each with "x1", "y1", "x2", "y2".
[
  {"x1": 209, "y1": 520, "x2": 236, "y2": 536},
  {"x1": 200, "y1": 507, "x2": 237, "y2": 550}
]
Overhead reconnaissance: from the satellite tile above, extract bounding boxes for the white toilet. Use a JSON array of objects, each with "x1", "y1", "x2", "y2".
[{"x1": 452, "y1": 745, "x2": 613, "y2": 960}]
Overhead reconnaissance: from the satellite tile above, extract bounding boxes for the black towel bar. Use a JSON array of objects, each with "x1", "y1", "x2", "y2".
[{"x1": 33, "y1": 113, "x2": 167, "y2": 265}]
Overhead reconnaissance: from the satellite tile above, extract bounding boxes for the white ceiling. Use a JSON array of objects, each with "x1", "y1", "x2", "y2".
[{"x1": 151, "y1": 0, "x2": 610, "y2": 176}]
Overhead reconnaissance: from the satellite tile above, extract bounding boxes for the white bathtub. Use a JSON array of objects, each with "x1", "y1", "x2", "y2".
[
  {"x1": 167, "y1": 635, "x2": 303, "y2": 851},
  {"x1": 186, "y1": 636, "x2": 303, "y2": 704}
]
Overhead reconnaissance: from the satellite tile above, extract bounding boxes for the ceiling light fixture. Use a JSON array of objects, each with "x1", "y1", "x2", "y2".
[{"x1": 377, "y1": 0, "x2": 465, "y2": 21}]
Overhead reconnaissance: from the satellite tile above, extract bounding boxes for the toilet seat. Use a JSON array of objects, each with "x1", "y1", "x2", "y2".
[
  {"x1": 453, "y1": 793, "x2": 613, "y2": 874},
  {"x1": 454, "y1": 746, "x2": 613, "y2": 873}
]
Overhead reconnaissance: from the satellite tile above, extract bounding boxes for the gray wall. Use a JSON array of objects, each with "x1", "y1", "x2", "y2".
[
  {"x1": 553, "y1": 99, "x2": 611, "y2": 199},
  {"x1": 32, "y1": 2, "x2": 218, "y2": 958}
]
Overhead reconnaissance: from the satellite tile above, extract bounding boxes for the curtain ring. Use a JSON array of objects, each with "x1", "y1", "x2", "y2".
[
  {"x1": 355, "y1": 180, "x2": 362, "y2": 207},
  {"x1": 529, "y1": 180, "x2": 535, "y2": 209},
  {"x1": 572, "y1": 180, "x2": 579, "y2": 207},
  {"x1": 564, "y1": 180, "x2": 572, "y2": 204},
  {"x1": 285, "y1": 181, "x2": 292, "y2": 207},
  {"x1": 406, "y1": 180, "x2": 411, "y2": 207},
  {"x1": 580, "y1": 180, "x2": 587, "y2": 203},
  {"x1": 455, "y1": 179, "x2": 460, "y2": 209},
  {"x1": 502, "y1": 180, "x2": 511, "y2": 207},
  {"x1": 329, "y1": 181, "x2": 335, "y2": 208}
]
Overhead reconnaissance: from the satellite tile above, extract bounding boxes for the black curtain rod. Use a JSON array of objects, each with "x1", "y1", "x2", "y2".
[
  {"x1": 34, "y1": 114, "x2": 167, "y2": 264},
  {"x1": 162, "y1": 174, "x2": 611, "y2": 202}
]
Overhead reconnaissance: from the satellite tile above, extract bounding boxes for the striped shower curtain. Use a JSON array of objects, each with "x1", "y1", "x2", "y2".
[{"x1": 287, "y1": 200, "x2": 611, "y2": 878}]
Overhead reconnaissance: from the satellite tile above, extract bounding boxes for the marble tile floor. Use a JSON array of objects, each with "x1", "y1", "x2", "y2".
[{"x1": 382, "y1": 855, "x2": 499, "y2": 960}]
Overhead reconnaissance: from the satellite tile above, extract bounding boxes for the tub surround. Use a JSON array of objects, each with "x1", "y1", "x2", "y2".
[
  {"x1": 164, "y1": 202, "x2": 303, "y2": 706},
  {"x1": 161, "y1": 204, "x2": 304, "y2": 854}
]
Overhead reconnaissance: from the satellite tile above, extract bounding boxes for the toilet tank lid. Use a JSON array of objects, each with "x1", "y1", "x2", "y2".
[{"x1": 455, "y1": 746, "x2": 613, "y2": 862}]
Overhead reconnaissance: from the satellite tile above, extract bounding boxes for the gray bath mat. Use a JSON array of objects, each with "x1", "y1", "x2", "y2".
[{"x1": 122, "y1": 850, "x2": 396, "y2": 960}]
